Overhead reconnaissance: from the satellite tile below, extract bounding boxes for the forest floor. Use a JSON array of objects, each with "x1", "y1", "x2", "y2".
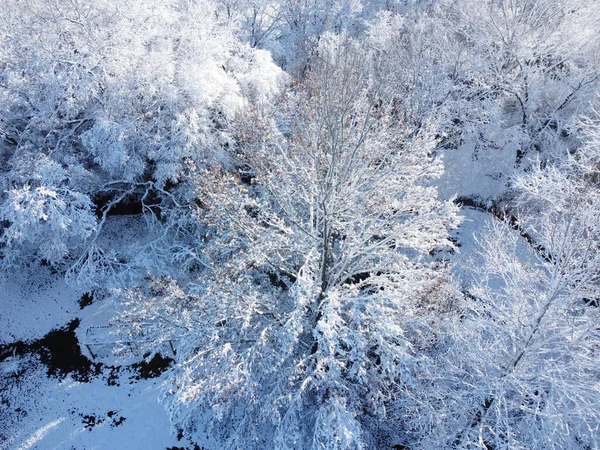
[
  {"x1": 0, "y1": 262, "x2": 211, "y2": 450},
  {"x1": 0, "y1": 214, "x2": 217, "y2": 450}
]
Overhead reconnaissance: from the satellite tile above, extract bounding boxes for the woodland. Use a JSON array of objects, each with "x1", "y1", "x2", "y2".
[{"x1": 1, "y1": 0, "x2": 600, "y2": 449}]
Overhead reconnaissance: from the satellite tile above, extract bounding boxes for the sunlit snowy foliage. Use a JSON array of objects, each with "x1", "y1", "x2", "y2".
[{"x1": 1, "y1": 0, "x2": 600, "y2": 449}]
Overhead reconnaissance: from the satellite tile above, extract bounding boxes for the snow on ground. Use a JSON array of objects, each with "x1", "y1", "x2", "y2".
[
  {"x1": 450, "y1": 207, "x2": 495, "y2": 283},
  {"x1": 0, "y1": 264, "x2": 84, "y2": 344},
  {"x1": 0, "y1": 302, "x2": 210, "y2": 450},
  {"x1": 0, "y1": 215, "x2": 212, "y2": 450},
  {"x1": 0, "y1": 215, "x2": 149, "y2": 345},
  {"x1": 448, "y1": 204, "x2": 541, "y2": 304},
  {"x1": 0, "y1": 275, "x2": 200, "y2": 450},
  {"x1": 1, "y1": 361, "x2": 179, "y2": 450},
  {"x1": 437, "y1": 131, "x2": 519, "y2": 202}
]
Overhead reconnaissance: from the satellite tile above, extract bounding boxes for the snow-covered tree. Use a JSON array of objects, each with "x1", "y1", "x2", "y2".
[
  {"x1": 430, "y1": 0, "x2": 600, "y2": 202},
  {"x1": 117, "y1": 34, "x2": 461, "y2": 449},
  {"x1": 0, "y1": 0, "x2": 286, "y2": 280},
  {"x1": 0, "y1": 185, "x2": 96, "y2": 267},
  {"x1": 397, "y1": 146, "x2": 600, "y2": 449},
  {"x1": 5, "y1": 1, "x2": 600, "y2": 448}
]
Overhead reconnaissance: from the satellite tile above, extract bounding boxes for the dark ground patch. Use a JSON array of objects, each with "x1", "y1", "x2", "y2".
[
  {"x1": 166, "y1": 445, "x2": 203, "y2": 450},
  {"x1": 67, "y1": 409, "x2": 127, "y2": 431},
  {"x1": 0, "y1": 319, "x2": 102, "y2": 382},
  {"x1": 107, "y1": 410, "x2": 126, "y2": 427},
  {"x1": 78, "y1": 292, "x2": 95, "y2": 309},
  {"x1": 81, "y1": 413, "x2": 104, "y2": 431},
  {"x1": 171, "y1": 428, "x2": 205, "y2": 450},
  {"x1": 130, "y1": 353, "x2": 174, "y2": 380},
  {"x1": 105, "y1": 365, "x2": 122, "y2": 386},
  {"x1": 0, "y1": 320, "x2": 173, "y2": 384}
]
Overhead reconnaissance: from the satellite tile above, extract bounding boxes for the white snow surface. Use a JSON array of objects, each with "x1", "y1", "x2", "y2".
[
  {"x1": 0, "y1": 265, "x2": 84, "y2": 344},
  {"x1": 0, "y1": 217, "x2": 215, "y2": 450},
  {"x1": 1, "y1": 365, "x2": 180, "y2": 450},
  {"x1": 437, "y1": 132, "x2": 520, "y2": 202}
]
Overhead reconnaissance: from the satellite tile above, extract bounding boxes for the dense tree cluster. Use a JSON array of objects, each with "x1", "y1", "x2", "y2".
[{"x1": 1, "y1": 0, "x2": 599, "y2": 448}]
